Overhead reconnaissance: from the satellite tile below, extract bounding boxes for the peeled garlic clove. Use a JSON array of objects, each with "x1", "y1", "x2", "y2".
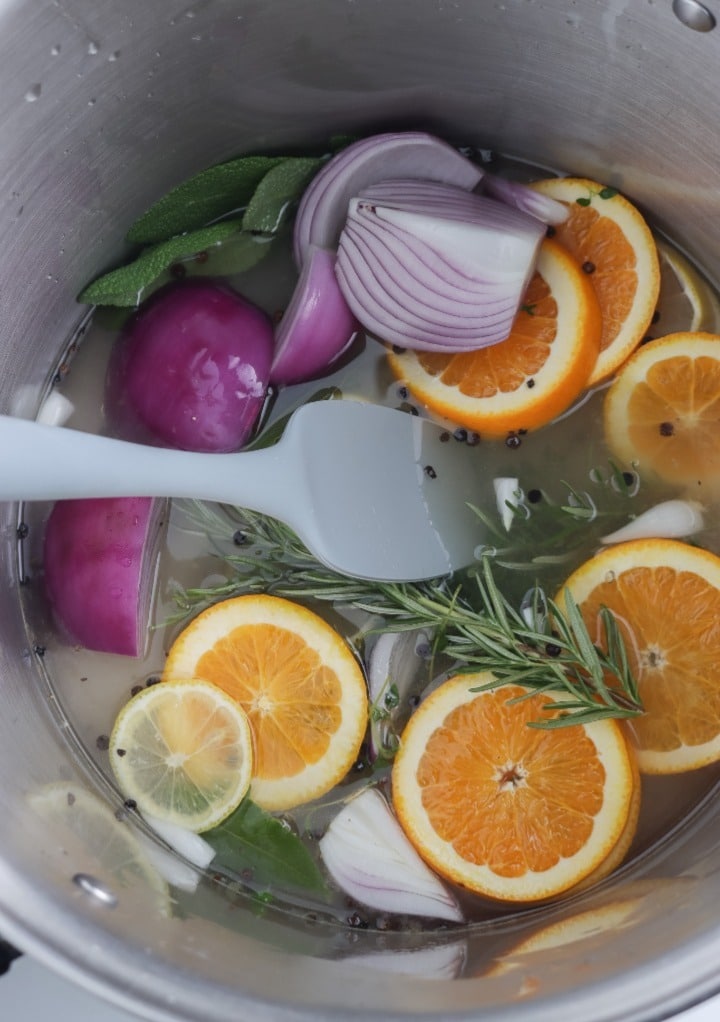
[
  {"x1": 319, "y1": 788, "x2": 463, "y2": 923},
  {"x1": 143, "y1": 812, "x2": 216, "y2": 869},
  {"x1": 600, "y1": 500, "x2": 705, "y2": 545},
  {"x1": 493, "y1": 477, "x2": 521, "y2": 532}
]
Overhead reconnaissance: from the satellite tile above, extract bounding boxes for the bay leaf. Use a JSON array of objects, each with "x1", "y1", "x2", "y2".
[{"x1": 205, "y1": 798, "x2": 328, "y2": 895}]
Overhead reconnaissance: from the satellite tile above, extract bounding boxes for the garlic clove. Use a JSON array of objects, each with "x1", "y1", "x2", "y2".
[
  {"x1": 143, "y1": 812, "x2": 217, "y2": 869},
  {"x1": 600, "y1": 499, "x2": 705, "y2": 545},
  {"x1": 493, "y1": 477, "x2": 522, "y2": 532},
  {"x1": 319, "y1": 788, "x2": 463, "y2": 923}
]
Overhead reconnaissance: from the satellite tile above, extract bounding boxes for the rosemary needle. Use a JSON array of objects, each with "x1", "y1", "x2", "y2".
[{"x1": 172, "y1": 501, "x2": 643, "y2": 729}]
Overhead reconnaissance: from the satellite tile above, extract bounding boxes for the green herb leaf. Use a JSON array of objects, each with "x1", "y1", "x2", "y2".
[
  {"x1": 599, "y1": 186, "x2": 619, "y2": 200},
  {"x1": 575, "y1": 196, "x2": 592, "y2": 207},
  {"x1": 204, "y1": 798, "x2": 328, "y2": 894},
  {"x1": 78, "y1": 220, "x2": 242, "y2": 307},
  {"x1": 126, "y1": 156, "x2": 287, "y2": 245},
  {"x1": 242, "y1": 157, "x2": 322, "y2": 234}
]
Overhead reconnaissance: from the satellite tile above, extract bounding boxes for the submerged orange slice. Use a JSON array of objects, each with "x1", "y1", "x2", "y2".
[
  {"x1": 531, "y1": 177, "x2": 660, "y2": 385},
  {"x1": 392, "y1": 675, "x2": 635, "y2": 902},
  {"x1": 387, "y1": 239, "x2": 601, "y2": 437},
  {"x1": 604, "y1": 331, "x2": 720, "y2": 494},
  {"x1": 559, "y1": 539, "x2": 720, "y2": 774},
  {"x1": 163, "y1": 594, "x2": 368, "y2": 811}
]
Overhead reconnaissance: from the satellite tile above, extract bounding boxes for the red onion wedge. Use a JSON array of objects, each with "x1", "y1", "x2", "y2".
[
  {"x1": 293, "y1": 132, "x2": 484, "y2": 266},
  {"x1": 336, "y1": 183, "x2": 544, "y2": 351},
  {"x1": 319, "y1": 788, "x2": 463, "y2": 923},
  {"x1": 43, "y1": 496, "x2": 165, "y2": 657},
  {"x1": 483, "y1": 173, "x2": 570, "y2": 225},
  {"x1": 106, "y1": 280, "x2": 273, "y2": 453},
  {"x1": 270, "y1": 246, "x2": 358, "y2": 385}
]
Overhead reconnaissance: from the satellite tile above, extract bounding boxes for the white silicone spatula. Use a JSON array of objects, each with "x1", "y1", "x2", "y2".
[{"x1": 0, "y1": 400, "x2": 484, "y2": 581}]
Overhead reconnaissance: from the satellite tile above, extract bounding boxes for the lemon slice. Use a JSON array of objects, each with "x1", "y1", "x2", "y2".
[
  {"x1": 110, "y1": 679, "x2": 253, "y2": 832},
  {"x1": 28, "y1": 782, "x2": 171, "y2": 913},
  {"x1": 655, "y1": 240, "x2": 720, "y2": 336}
]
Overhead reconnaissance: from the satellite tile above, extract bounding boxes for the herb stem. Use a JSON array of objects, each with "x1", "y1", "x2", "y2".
[{"x1": 171, "y1": 501, "x2": 642, "y2": 728}]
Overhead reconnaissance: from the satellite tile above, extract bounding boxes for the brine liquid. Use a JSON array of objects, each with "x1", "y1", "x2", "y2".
[{"x1": 15, "y1": 151, "x2": 720, "y2": 943}]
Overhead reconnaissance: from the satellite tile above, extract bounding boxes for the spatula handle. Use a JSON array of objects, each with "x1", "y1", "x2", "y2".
[{"x1": 0, "y1": 415, "x2": 291, "y2": 521}]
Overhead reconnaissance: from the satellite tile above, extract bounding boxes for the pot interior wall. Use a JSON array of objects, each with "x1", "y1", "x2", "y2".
[{"x1": 2, "y1": 1, "x2": 720, "y2": 1020}]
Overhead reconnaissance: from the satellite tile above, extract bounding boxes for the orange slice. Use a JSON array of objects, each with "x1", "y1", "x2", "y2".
[
  {"x1": 558, "y1": 538, "x2": 720, "y2": 774},
  {"x1": 386, "y1": 238, "x2": 601, "y2": 437},
  {"x1": 604, "y1": 331, "x2": 720, "y2": 494},
  {"x1": 163, "y1": 594, "x2": 368, "y2": 811},
  {"x1": 392, "y1": 675, "x2": 635, "y2": 902},
  {"x1": 531, "y1": 177, "x2": 660, "y2": 385},
  {"x1": 569, "y1": 740, "x2": 641, "y2": 893}
]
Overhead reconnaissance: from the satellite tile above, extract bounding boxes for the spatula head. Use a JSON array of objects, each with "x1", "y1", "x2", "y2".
[{"x1": 280, "y1": 400, "x2": 484, "y2": 581}]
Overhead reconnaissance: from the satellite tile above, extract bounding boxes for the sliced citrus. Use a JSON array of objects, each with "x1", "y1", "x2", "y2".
[
  {"x1": 486, "y1": 898, "x2": 643, "y2": 976},
  {"x1": 110, "y1": 679, "x2": 253, "y2": 832},
  {"x1": 653, "y1": 240, "x2": 720, "y2": 336},
  {"x1": 386, "y1": 238, "x2": 601, "y2": 437},
  {"x1": 569, "y1": 740, "x2": 641, "y2": 893},
  {"x1": 392, "y1": 675, "x2": 635, "y2": 902},
  {"x1": 531, "y1": 177, "x2": 660, "y2": 385},
  {"x1": 28, "y1": 782, "x2": 171, "y2": 914},
  {"x1": 558, "y1": 538, "x2": 720, "y2": 774},
  {"x1": 604, "y1": 331, "x2": 720, "y2": 493},
  {"x1": 163, "y1": 594, "x2": 368, "y2": 811}
]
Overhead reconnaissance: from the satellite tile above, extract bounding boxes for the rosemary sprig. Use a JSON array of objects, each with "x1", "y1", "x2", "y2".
[
  {"x1": 171, "y1": 502, "x2": 643, "y2": 729},
  {"x1": 469, "y1": 461, "x2": 643, "y2": 575}
]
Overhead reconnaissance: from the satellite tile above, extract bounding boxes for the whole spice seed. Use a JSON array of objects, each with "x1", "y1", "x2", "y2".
[
  {"x1": 659, "y1": 421, "x2": 675, "y2": 437},
  {"x1": 582, "y1": 261, "x2": 596, "y2": 274}
]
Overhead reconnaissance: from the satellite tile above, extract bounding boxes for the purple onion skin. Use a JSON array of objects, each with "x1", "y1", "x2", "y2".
[
  {"x1": 106, "y1": 280, "x2": 273, "y2": 453},
  {"x1": 43, "y1": 497, "x2": 161, "y2": 657}
]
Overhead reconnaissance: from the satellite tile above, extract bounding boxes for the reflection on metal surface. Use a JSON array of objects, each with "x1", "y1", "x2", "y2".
[
  {"x1": 672, "y1": 0, "x2": 716, "y2": 32},
  {"x1": 72, "y1": 873, "x2": 118, "y2": 909}
]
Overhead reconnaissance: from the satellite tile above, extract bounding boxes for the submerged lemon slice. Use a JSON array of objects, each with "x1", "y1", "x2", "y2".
[
  {"x1": 654, "y1": 239, "x2": 720, "y2": 336},
  {"x1": 110, "y1": 679, "x2": 253, "y2": 832}
]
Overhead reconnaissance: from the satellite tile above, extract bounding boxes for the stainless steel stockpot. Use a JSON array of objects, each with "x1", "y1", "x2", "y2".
[{"x1": 2, "y1": 1, "x2": 720, "y2": 1019}]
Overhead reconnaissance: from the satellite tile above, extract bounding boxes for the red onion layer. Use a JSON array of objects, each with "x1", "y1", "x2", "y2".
[
  {"x1": 44, "y1": 496, "x2": 165, "y2": 657},
  {"x1": 335, "y1": 182, "x2": 545, "y2": 351},
  {"x1": 293, "y1": 132, "x2": 484, "y2": 267},
  {"x1": 270, "y1": 246, "x2": 358, "y2": 385}
]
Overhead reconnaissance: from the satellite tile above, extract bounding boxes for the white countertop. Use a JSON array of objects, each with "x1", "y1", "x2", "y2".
[{"x1": 2, "y1": 954, "x2": 720, "y2": 1022}]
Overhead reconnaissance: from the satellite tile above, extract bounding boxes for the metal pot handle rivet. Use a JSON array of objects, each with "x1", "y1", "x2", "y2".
[
  {"x1": 672, "y1": 0, "x2": 716, "y2": 31},
  {"x1": 72, "y1": 873, "x2": 118, "y2": 908}
]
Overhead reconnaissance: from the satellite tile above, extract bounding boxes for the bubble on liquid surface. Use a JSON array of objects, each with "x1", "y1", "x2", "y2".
[
  {"x1": 25, "y1": 84, "x2": 42, "y2": 102},
  {"x1": 87, "y1": 40, "x2": 99, "y2": 55}
]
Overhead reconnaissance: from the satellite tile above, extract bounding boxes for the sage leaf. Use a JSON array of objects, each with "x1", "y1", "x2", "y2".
[
  {"x1": 126, "y1": 155, "x2": 287, "y2": 245},
  {"x1": 241, "y1": 157, "x2": 322, "y2": 234},
  {"x1": 204, "y1": 799, "x2": 328, "y2": 894},
  {"x1": 78, "y1": 220, "x2": 242, "y2": 307}
]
